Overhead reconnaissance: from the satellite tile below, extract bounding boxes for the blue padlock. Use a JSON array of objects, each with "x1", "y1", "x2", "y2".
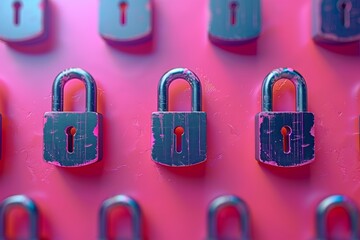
[
  {"x1": 0, "y1": 0, "x2": 48, "y2": 44},
  {"x1": 313, "y1": 0, "x2": 360, "y2": 43},
  {"x1": 255, "y1": 68, "x2": 315, "y2": 167},
  {"x1": 209, "y1": 0, "x2": 261, "y2": 43},
  {"x1": 99, "y1": 0, "x2": 152, "y2": 43}
]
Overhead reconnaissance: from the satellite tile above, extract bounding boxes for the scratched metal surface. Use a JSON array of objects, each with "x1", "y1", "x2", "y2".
[{"x1": 0, "y1": 0, "x2": 359, "y2": 239}]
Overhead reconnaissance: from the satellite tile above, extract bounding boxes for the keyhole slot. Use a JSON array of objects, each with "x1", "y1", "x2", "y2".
[
  {"x1": 230, "y1": 1, "x2": 239, "y2": 26},
  {"x1": 13, "y1": 1, "x2": 22, "y2": 26},
  {"x1": 338, "y1": 1, "x2": 352, "y2": 28},
  {"x1": 174, "y1": 126, "x2": 184, "y2": 153},
  {"x1": 281, "y1": 126, "x2": 292, "y2": 154},
  {"x1": 119, "y1": 1, "x2": 128, "y2": 25},
  {"x1": 66, "y1": 126, "x2": 77, "y2": 153}
]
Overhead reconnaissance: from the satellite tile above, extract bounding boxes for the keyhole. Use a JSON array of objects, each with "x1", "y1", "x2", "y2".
[
  {"x1": 230, "y1": 1, "x2": 238, "y2": 25},
  {"x1": 66, "y1": 126, "x2": 77, "y2": 153},
  {"x1": 281, "y1": 126, "x2": 292, "y2": 154},
  {"x1": 339, "y1": 1, "x2": 352, "y2": 28},
  {"x1": 119, "y1": 1, "x2": 128, "y2": 25},
  {"x1": 12, "y1": 1, "x2": 22, "y2": 26},
  {"x1": 174, "y1": 126, "x2": 184, "y2": 153}
]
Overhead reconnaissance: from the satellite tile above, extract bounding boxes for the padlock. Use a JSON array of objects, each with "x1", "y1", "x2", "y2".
[
  {"x1": 316, "y1": 195, "x2": 359, "y2": 240},
  {"x1": 0, "y1": 195, "x2": 40, "y2": 240},
  {"x1": 99, "y1": 195, "x2": 142, "y2": 240},
  {"x1": 0, "y1": 0, "x2": 48, "y2": 44},
  {"x1": 312, "y1": 0, "x2": 360, "y2": 43},
  {"x1": 209, "y1": 0, "x2": 261, "y2": 43},
  {"x1": 151, "y1": 68, "x2": 207, "y2": 167},
  {"x1": 43, "y1": 68, "x2": 103, "y2": 167},
  {"x1": 255, "y1": 68, "x2": 315, "y2": 167},
  {"x1": 99, "y1": 0, "x2": 152, "y2": 43},
  {"x1": 207, "y1": 195, "x2": 251, "y2": 240}
]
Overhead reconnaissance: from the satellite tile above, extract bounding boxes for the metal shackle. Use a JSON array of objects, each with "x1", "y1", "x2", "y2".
[
  {"x1": 52, "y1": 68, "x2": 97, "y2": 112},
  {"x1": 262, "y1": 68, "x2": 308, "y2": 112},
  {"x1": 0, "y1": 195, "x2": 40, "y2": 240},
  {"x1": 316, "y1": 195, "x2": 359, "y2": 240},
  {"x1": 207, "y1": 195, "x2": 251, "y2": 240},
  {"x1": 158, "y1": 68, "x2": 202, "y2": 112},
  {"x1": 99, "y1": 195, "x2": 142, "y2": 240}
]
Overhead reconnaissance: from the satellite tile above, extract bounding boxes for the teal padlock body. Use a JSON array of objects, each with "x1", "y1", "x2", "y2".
[
  {"x1": 209, "y1": 0, "x2": 261, "y2": 43},
  {"x1": 0, "y1": 0, "x2": 48, "y2": 44},
  {"x1": 99, "y1": 0, "x2": 152, "y2": 43},
  {"x1": 43, "y1": 112, "x2": 103, "y2": 167},
  {"x1": 313, "y1": 0, "x2": 360, "y2": 43},
  {"x1": 152, "y1": 111, "x2": 206, "y2": 167}
]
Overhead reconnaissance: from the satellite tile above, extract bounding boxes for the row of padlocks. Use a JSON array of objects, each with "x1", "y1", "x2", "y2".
[
  {"x1": 0, "y1": 194, "x2": 358, "y2": 239},
  {"x1": 0, "y1": 0, "x2": 359, "y2": 44},
  {"x1": 41, "y1": 67, "x2": 315, "y2": 168}
]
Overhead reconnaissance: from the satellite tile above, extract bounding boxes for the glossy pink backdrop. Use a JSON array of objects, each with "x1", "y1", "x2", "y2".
[{"x1": 0, "y1": 0, "x2": 359, "y2": 239}]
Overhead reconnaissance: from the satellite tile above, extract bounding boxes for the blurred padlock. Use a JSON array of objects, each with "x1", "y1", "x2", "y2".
[
  {"x1": 313, "y1": 0, "x2": 360, "y2": 43},
  {"x1": 151, "y1": 68, "x2": 207, "y2": 167},
  {"x1": 207, "y1": 195, "x2": 251, "y2": 240},
  {"x1": 99, "y1": 195, "x2": 142, "y2": 240},
  {"x1": 209, "y1": 0, "x2": 261, "y2": 43},
  {"x1": 99, "y1": 0, "x2": 152, "y2": 43},
  {"x1": 255, "y1": 68, "x2": 315, "y2": 167},
  {"x1": 43, "y1": 68, "x2": 103, "y2": 167},
  {"x1": 0, "y1": 195, "x2": 40, "y2": 240},
  {"x1": 316, "y1": 195, "x2": 359, "y2": 240},
  {"x1": 0, "y1": 0, "x2": 48, "y2": 44}
]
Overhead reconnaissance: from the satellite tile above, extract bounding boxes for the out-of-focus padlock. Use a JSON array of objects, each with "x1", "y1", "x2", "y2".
[
  {"x1": 316, "y1": 195, "x2": 359, "y2": 240},
  {"x1": 43, "y1": 68, "x2": 103, "y2": 167},
  {"x1": 99, "y1": 195, "x2": 142, "y2": 240},
  {"x1": 255, "y1": 68, "x2": 315, "y2": 167},
  {"x1": 99, "y1": 0, "x2": 152, "y2": 43},
  {"x1": 207, "y1": 195, "x2": 251, "y2": 240},
  {"x1": 209, "y1": 0, "x2": 261, "y2": 43},
  {"x1": 0, "y1": 195, "x2": 40, "y2": 240},
  {"x1": 313, "y1": 0, "x2": 360, "y2": 43},
  {"x1": 0, "y1": 0, "x2": 48, "y2": 44},
  {"x1": 151, "y1": 68, "x2": 207, "y2": 167}
]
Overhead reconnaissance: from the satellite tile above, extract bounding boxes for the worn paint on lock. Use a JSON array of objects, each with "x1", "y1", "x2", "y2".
[
  {"x1": 313, "y1": 0, "x2": 360, "y2": 43},
  {"x1": 99, "y1": 0, "x2": 152, "y2": 43},
  {"x1": 151, "y1": 68, "x2": 207, "y2": 167},
  {"x1": 0, "y1": 0, "x2": 48, "y2": 44},
  {"x1": 43, "y1": 68, "x2": 103, "y2": 167},
  {"x1": 209, "y1": 0, "x2": 261, "y2": 43},
  {"x1": 255, "y1": 68, "x2": 315, "y2": 167}
]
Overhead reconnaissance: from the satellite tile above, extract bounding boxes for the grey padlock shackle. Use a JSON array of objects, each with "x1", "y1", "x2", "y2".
[
  {"x1": 158, "y1": 68, "x2": 202, "y2": 112},
  {"x1": 52, "y1": 68, "x2": 97, "y2": 112},
  {"x1": 207, "y1": 195, "x2": 251, "y2": 240},
  {"x1": 99, "y1": 195, "x2": 142, "y2": 240},
  {"x1": 0, "y1": 195, "x2": 40, "y2": 240},
  {"x1": 262, "y1": 68, "x2": 308, "y2": 112},
  {"x1": 316, "y1": 195, "x2": 359, "y2": 240}
]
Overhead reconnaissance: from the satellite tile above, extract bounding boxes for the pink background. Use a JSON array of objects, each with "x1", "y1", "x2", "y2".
[{"x1": 0, "y1": 0, "x2": 360, "y2": 239}]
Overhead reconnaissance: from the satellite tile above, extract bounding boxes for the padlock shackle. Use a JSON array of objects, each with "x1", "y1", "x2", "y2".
[
  {"x1": 158, "y1": 68, "x2": 202, "y2": 111},
  {"x1": 0, "y1": 195, "x2": 40, "y2": 240},
  {"x1": 316, "y1": 195, "x2": 359, "y2": 240},
  {"x1": 262, "y1": 68, "x2": 308, "y2": 112},
  {"x1": 99, "y1": 195, "x2": 142, "y2": 240},
  {"x1": 207, "y1": 195, "x2": 251, "y2": 240},
  {"x1": 52, "y1": 68, "x2": 97, "y2": 112}
]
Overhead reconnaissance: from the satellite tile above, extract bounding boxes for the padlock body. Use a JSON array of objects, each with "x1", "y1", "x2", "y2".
[
  {"x1": 0, "y1": 0, "x2": 47, "y2": 44},
  {"x1": 151, "y1": 111, "x2": 206, "y2": 167},
  {"x1": 99, "y1": 0, "x2": 152, "y2": 43},
  {"x1": 43, "y1": 112, "x2": 103, "y2": 167},
  {"x1": 209, "y1": 0, "x2": 261, "y2": 43},
  {"x1": 312, "y1": 0, "x2": 360, "y2": 43},
  {"x1": 255, "y1": 112, "x2": 315, "y2": 167}
]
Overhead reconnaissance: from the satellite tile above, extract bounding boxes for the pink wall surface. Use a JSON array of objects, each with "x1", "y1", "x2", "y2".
[{"x1": 0, "y1": 0, "x2": 359, "y2": 239}]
